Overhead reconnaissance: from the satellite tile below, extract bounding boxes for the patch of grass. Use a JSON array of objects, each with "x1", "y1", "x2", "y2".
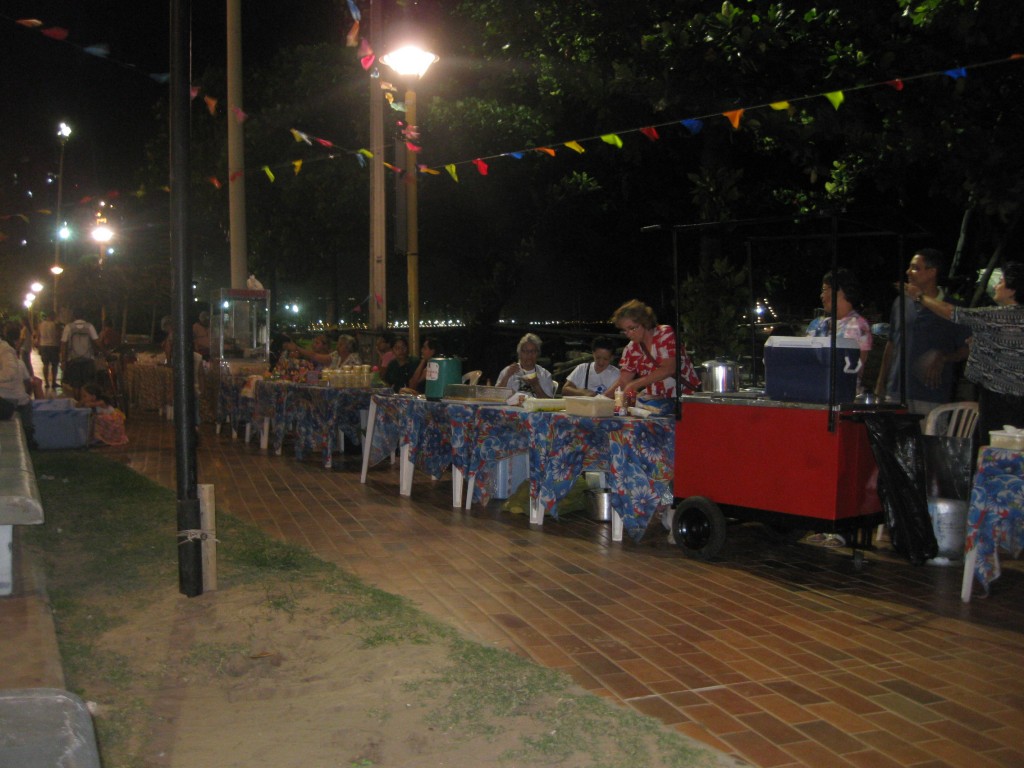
[
  {"x1": 330, "y1": 584, "x2": 452, "y2": 648},
  {"x1": 182, "y1": 641, "x2": 250, "y2": 676}
]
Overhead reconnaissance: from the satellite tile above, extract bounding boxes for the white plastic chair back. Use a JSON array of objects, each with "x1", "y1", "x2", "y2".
[
  {"x1": 922, "y1": 401, "x2": 980, "y2": 438},
  {"x1": 462, "y1": 370, "x2": 482, "y2": 386}
]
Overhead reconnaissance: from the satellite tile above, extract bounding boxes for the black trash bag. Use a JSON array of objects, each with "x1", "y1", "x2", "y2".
[
  {"x1": 921, "y1": 435, "x2": 975, "y2": 501},
  {"x1": 862, "y1": 412, "x2": 938, "y2": 565}
]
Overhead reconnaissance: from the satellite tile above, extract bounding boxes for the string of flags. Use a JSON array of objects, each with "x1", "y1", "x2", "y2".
[{"x1": 3, "y1": 1, "x2": 1022, "y2": 228}]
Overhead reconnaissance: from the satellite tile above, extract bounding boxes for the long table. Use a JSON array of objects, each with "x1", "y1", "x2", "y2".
[
  {"x1": 961, "y1": 446, "x2": 1024, "y2": 601},
  {"x1": 361, "y1": 394, "x2": 675, "y2": 542},
  {"x1": 253, "y1": 381, "x2": 391, "y2": 467}
]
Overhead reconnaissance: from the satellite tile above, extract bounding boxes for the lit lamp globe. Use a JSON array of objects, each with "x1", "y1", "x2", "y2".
[
  {"x1": 380, "y1": 45, "x2": 438, "y2": 78},
  {"x1": 31, "y1": 282, "x2": 44, "y2": 293}
]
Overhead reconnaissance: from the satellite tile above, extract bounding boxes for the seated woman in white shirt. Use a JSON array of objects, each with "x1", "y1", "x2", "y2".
[
  {"x1": 496, "y1": 333, "x2": 554, "y2": 398},
  {"x1": 562, "y1": 336, "x2": 620, "y2": 397}
]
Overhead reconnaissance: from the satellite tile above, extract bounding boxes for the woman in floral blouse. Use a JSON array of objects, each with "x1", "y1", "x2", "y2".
[{"x1": 606, "y1": 299, "x2": 701, "y2": 398}]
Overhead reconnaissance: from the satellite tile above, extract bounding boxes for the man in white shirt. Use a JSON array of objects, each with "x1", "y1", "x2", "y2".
[
  {"x1": 36, "y1": 312, "x2": 61, "y2": 390},
  {"x1": 563, "y1": 337, "x2": 621, "y2": 397}
]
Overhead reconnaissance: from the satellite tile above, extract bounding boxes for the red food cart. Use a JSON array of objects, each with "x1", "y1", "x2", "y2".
[{"x1": 671, "y1": 394, "x2": 887, "y2": 567}]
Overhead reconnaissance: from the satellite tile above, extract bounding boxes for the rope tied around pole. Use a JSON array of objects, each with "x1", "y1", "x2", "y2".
[{"x1": 177, "y1": 528, "x2": 218, "y2": 545}]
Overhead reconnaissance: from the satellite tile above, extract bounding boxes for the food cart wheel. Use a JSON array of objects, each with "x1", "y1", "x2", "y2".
[{"x1": 672, "y1": 497, "x2": 727, "y2": 561}]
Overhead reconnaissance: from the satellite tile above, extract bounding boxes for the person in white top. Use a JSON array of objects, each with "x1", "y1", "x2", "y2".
[
  {"x1": 496, "y1": 333, "x2": 554, "y2": 398},
  {"x1": 36, "y1": 312, "x2": 61, "y2": 390},
  {"x1": 562, "y1": 337, "x2": 620, "y2": 397}
]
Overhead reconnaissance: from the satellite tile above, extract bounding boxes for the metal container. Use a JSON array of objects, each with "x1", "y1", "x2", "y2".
[
  {"x1": 700, "y1": 358, "x2": 741, "y2": 393},
  {"x1": 928, "y1": 497, "x2": 967, "y2": 560},
  {"x1": 585, "y1": 489, "x2": 613, "y2": 522}
]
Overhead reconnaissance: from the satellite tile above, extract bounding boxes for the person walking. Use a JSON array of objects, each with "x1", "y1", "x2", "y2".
[
  {"x1": 60, "y1": 310, "x2": 99, "y2": 400},
  {"x1": 36, "y1": 312, "x2": 61, "y2": 391}
]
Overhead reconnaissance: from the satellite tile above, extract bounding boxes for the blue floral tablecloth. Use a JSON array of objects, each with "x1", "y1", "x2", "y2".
[
  {"x1": 255, "y1": 381, "x2": 389, "y2": 463},
  {"x1": 365, "y1": 395, "x2": 675, "y2": 541},
  {"x1": 966, "y1": 446, "x2": 1024, "y2": 594}
]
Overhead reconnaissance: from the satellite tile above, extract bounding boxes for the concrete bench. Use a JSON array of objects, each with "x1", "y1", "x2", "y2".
[{"x1": 1, "y1": 415, "x2": 44, "y2": 597}]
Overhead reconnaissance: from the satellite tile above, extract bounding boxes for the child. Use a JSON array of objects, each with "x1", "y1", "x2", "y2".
[{"x1": 78, "y1": 384, "x2": 129, "y2": 446}]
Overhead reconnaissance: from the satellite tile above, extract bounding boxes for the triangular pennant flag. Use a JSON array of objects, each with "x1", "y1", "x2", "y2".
[
  {"x1": 346, "y1": 0, "x2": 361, "y2": 21},
  {"x1": 886, "y1": 79, "x2": 904, "y2": 91},
  {"x1": 83, "y1": 43, "x2": 111, "y2": 58},
  {"x1": 600, "y1": 134, "x2": 623, "y2": 148},
  {"x1": 419, "y1": 165, "x2": 440, "y2": 175},
  {"x1": 445, "y1": 164, "x2": 459, "y2": 183},
  {"x1": 346, "y1": 21, "x2": 360, "y2": 47},
  {"x1": 262, "y1": 166, "x2": 276, "y2": 182},
  {"x1": 472, "y1": 158, "x2": 489, "y2": 175},
  {"x1": 680, "y1": 119, "x2": 703, "y2": 135},
  {"x1": 292, "y1": 160, "x2": 303, "y2": 175},
  {"x1": 769, "y1": 101, "x2": 790, "y2": 110},
  {"x1": 355, "y1": 154, "x2": 366, "y2": 168},
  {"x1": 289, "y1": 129, "x2": 312, "y2": 144},
  {"x1": 41, "y1": 27, "x2": 69, "y2": 40},
  {"x1": 564, "y1": 140, "x2": 585, "y2": 154},
  {"x1": 204, "y1": 95, "x2": 218, "y2": 115},
  {"x1": 358, "y1": 148, "x2": 374, "y2": 158},
  {"x1": 315, "y1": 138, "x2": 334, "y2": 147},
  {"x1": 536, "y1": 146, "x2": 556, "y2": 156},
  {"x1": 507, "y1": 151, "x2": 524, "y2": 159},
  {"x1": 361, "y1": 53, "x2": 375, "y2": 70},
  {"x1": 390, "y1": 100, "x2": 406, "y2": 112},
  {"x1": 232, "y1": 106, "x2": 248, "y2": 123},
  {"x1": 190, "y1": 86, "x2": 201, "y2": 100},
  {"x1": 208, "y1": 177, "x2": 222, "y2": 189},
  {"x1": 640, "y1": 126, "x2": 659, "y2": 141},
  {"x1": 406, "y1": 142, "x2": 421, "y2": 152},
  {"x1": 16, "y1": 19, "x2": 43, "y2": 27},
  {"x1": 723, "y1": 109, "x2": 744, "y2": 129},
  {"x1": 229, "y1": 171, "x2": 243, "y2": 182},
  {"x1": 383, "y1": 162, "x2": 402, "y2": 173},
  {"x1": 944, "y1": 67, "x2": 967, "y2": 79},
  {"x1": 824, "y1": 90, "x2": 845, "y2": 110},
  {"x1": 358, "y1": 38, "x2": 372, "y2": 57}
]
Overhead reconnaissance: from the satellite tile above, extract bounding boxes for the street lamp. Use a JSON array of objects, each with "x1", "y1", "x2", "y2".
[
  {"x1": 52, "y1": 122, "x2": 72, "y2": 315},
  {"x1": 381, "y1": 44, "x2": 438, "y2": 354}
]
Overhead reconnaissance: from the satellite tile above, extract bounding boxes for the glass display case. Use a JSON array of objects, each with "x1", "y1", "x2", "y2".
[{"x1": 212, "y1": 288, "x2": 270, "y2": 366}]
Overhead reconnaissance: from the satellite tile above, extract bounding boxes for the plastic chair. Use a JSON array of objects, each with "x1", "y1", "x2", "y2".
[
  {"x1": 922, "y1": 401, "x2": 980, "y2": 439},
  {"x1": 462, "y1": 370, "x2": 482, "y2": 386}
]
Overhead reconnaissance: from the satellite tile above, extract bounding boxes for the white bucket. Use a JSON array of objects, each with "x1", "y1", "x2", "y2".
[{"x1": 927, "y1": 497, "x2": 967, "y2": 561}]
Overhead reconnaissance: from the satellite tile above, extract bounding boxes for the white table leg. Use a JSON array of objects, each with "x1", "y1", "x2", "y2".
[
  {"x1": 611, "y1": 510, "x2": 624, "y2": 542},
  {"x1": 452, "y1": 467, "x2": 464, "y2": 508},
  {"x1": 529, "y1": 495, "x2": 544, "y2": 526},
  {"x1": 399, "y1": 444, "x2": 413, "y2": 496},
  {"x1": 961, "y1": 547, "x2": 978, "y2": 603},
  {"x1": 464, "y1": 475, "x2": 476, "y2": 510},
  {"x1": 360, "y1": 399, "x2": 378, "y2": 484}
]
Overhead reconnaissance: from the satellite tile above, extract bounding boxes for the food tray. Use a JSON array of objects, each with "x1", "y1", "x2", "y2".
[
  {"x1": 990, "y1": 430, "x2": 1024, "y2": 450},
  {"x1": 564, "y1": 396, "x2": 615, "y2": 417},
  {"x1": 443, "y1": 383, "x2": 514, "y2": 403}
]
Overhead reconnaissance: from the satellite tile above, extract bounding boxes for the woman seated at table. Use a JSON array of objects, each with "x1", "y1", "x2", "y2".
[
  {"x1": 562, "y1": 336, "x2": 620, "y2": 397},
  {"x1": 329, "y1": 334, "x2": 361, "y2": 368},
  {"x1": 605, "y1": 299, "x2": 701, "y2": 398},
  {"x1": 273, "y1": 334, "x2": 330, "y2": 382},
  {"x1": 496, "y1": 333, "x2": 554, "y2": 398},
  {"x1": 400, "y1": 336, "x2": 441, "y2": 395},
  {"x1": 384, "y1": 337, "x2": 418, "y2": 393}
]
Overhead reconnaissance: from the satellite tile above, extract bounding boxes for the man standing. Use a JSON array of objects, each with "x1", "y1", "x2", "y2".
[
  {"x1": 60, "y1": 310, "x2": 99, "y2": 400},
  {"x1": 874, "y1": 248, "x2": 970, "y2": 416},
  {"x1": 36, "y1": 312, "x2": 61, "y2": 391}
]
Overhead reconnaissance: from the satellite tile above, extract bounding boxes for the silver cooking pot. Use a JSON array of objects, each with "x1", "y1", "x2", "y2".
[{"x1": 700, "y1": 358, "x2": 742, "y2": 393}]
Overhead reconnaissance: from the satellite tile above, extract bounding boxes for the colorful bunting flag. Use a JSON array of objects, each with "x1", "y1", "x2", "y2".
[
  {"x1": 944, "y1": 67, "x2": 967, "y2": 79},
  {"x1": 290, "y1": 129, "x2": 311, "y2": 144},
  {"x1": 824, "y1": 91, "x2": 845, "y2": 110},
  {"x1": 232, "y1": 106, "x2": 248, "y2": 123},
  {"x1": 600, "y1": 134, "x2": 623, "y2": 148},
  {"x1": 564, "y1": 141, "x2": 585, "y2": 153},
  {"x1": 208, "y1": 177, "x2": 222, "y2": 189},
  {"x1": 229, "y1": 171, "x2": 243, "y2": 182},
  {"x1": 83, "y1": 44, "x2": 110, "y2": 57},
  {"x1": 262, "y1": 166, "x2": 275, "y2": 182},
  {"x1": 472, "y1": 158, "x2": 489, "y2": 175},
  {"x1": 681, "y1": 119, "x2": 704, "y2": 135},
  {"x1": 445, "y1": 164, "x2": 459, "y2": 183},
  {"x1": 536, "y1": 147, "x2": 556, "y2": 156},
  {"x1": 640, "y1": 126, "x2": 660, "y2": 141},
  {"x1": 204, "y1": 95, "x2": 218, "y2": 116},
  {"x1": 886, "y1": 79, "x2": 904, "y2": 91},
  {"x1": 723, "y1": 109, "x2": 744, "y2": 129},
  {"x1": 346, "y1": 0, "x2": 361, "y2": 21},
  {"x1": 346, "y1": 21, "x2": 360, "y2": 47},
  {"x1": 292, "y1": 160, "x2": 302, "y2": 175},
  {"x1": 41, "y1": 27, "x2": 69, "y2": 40},
  {"x1": 769, "y1": 101, "x2": 790, "y2": 110}
]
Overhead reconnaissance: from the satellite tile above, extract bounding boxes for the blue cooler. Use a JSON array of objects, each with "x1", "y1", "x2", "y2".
[
  {"x1": 763, "y1": 336, "x2": 861, "y2": 404},
  {"x1": 425, "y1": 357, "x2": 462, "y2": 400},
  {"x1": 32, "y1": 399, "x2": 91, "y2": 449}
]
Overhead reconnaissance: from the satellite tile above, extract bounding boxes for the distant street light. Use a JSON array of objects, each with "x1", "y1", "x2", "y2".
[
  {"x1": 52, "y1": 121, "x2": 72, "y2": 314},
  {"x1": 381, "y1": 44, "x2": 438, "y2": 353}
]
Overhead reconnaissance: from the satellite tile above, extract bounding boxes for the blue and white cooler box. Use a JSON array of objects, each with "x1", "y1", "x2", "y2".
[
  {"x1": 31, "y1": 399, "x2": 91, "y2": 450},
  {"x1": 763, "y1": 336, "x2": 861, "y2": 404}
]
